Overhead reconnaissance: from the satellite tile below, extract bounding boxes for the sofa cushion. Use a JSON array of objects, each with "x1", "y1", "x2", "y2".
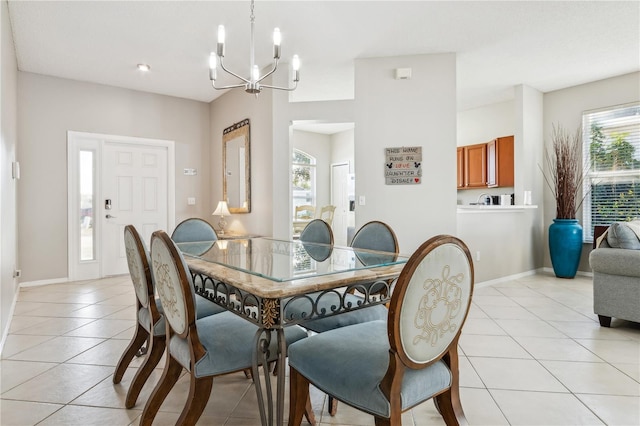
[
  {"x1": 589, "y1": 247, "x2": 640, "y2": 278},
  {"x1": 606, "y1": 221, "x2": 640, "y2": 250}
]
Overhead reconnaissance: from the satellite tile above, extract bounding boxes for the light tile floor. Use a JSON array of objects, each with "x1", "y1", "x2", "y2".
[{"x1": 1, "y1": 273, "x2": 639, "y2": 425}]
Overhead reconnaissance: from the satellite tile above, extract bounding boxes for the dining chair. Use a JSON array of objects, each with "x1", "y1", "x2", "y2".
[
  {"x1": 171, "y1": 217, "x2": 225, "y2": 304},
  {"x1": 171, "y1": 217, "x2": 218, "y2": 243},
  {"x1": 140, "y1": 230, "x2": 309, "y2": 426},
  {"x1": 301, "y1": 220, "x2": 399, "y2": 415},
  {"x1": 113, "y1": 225, "x2": 226, "y2": 409},
  {"x1": 291, "y1": 221, "x2": 398, "y2": 334},
  {"x1": 295, "y1": 205, "x2": 316, "y2": 220},
  {"x1": 350, "y1": 221, "x2": 399, "y2": 296},
  {"x1": 293, "y1": 205, "x2": 317, "y2": 235},
  {"x1": 288, "y1": 235, "x2": 474, "y2": 426},
  {"x1": 318, "y1": 205, "x2": 336, "y2": 227},
  {"x1": 299, "y1": 218, "x2": 333, "y2": 244}
]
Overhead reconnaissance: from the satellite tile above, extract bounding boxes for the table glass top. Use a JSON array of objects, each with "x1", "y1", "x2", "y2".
[{"x1": 178, "y1": 237, "x2": 408, "y2": 282}]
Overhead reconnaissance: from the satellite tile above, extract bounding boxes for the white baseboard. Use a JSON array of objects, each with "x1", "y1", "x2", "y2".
[
  {"x1": 475, "y1": 268, "x2": 542, "y2": 288},
  {"x1": 0, "y1": 288, "x2": 20, "y2": 355},
  {"x1": 541, "y1": 267, "x2": 593, "y2": 278},
  {"x1": 19, "y1": 277, "x2": 70, "y2": 288}
]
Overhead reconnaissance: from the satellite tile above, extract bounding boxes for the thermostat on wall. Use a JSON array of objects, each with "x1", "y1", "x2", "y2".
[{"x1": 395, "y1": 68, "x2": 412, "y2": 80}]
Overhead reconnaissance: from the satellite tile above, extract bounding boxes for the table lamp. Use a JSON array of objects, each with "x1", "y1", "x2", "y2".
[{"x1": 212, "y1": 201, "x2": 231, "y2": 235}]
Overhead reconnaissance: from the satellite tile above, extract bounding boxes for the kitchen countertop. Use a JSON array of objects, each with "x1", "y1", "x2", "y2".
[{"x1": 457, "y1": 204, "x2": 538, "y2": 213}]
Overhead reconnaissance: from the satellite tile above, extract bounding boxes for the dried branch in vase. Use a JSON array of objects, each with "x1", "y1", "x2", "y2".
[{"x1": 541, "y1": 124, "x2": 589, "y2": 219}]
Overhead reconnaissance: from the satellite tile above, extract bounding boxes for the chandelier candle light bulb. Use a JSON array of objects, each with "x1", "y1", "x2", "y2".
[
  {"x1": 217, "y1": 25, "x2": 225, "y2": 56},
  {"x1": 273, "y1": 28, "x2": 281, "y2": 58},
  {"x1": 209, "y1": 53, "x2": 216, "y2": 80}
]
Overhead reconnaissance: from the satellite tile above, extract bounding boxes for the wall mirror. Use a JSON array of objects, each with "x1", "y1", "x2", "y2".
[{"x1": 223, "y1": 119, "x2": 251, "y2": 213}]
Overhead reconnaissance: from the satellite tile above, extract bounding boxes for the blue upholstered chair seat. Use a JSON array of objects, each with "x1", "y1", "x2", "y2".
[
  {"x1": 138, "y1": 295, "x2": 226, "y2": 336},
  {"x1": 170, "y1": 311, "x2": 308, "y2": 377},
  {"x1": 171, "y1": 218, "x2": 217, "y2": 243},
  {"x1": 287, "y1": 320, "x2": 451, "y2": 417},
  {"x1": 285, "y1": 292, "x2": 387, "y2": 333},
  {"x1": 193, "y1": 294, "x2": 227, "y2": 318}
]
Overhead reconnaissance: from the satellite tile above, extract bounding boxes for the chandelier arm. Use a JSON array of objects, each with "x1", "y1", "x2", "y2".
[
  {"x1": 211, "y1": 81, "x2": 247, "y2": 91},
  {"x1": 257, "y1": 59, "x2": 279, "y2": 83},
  {"x1": 259, "y1": 81, "x2": 298, "y2": 92},
  {"x1": 219, "y1": 57, "x2": 251, "y2": 84}
]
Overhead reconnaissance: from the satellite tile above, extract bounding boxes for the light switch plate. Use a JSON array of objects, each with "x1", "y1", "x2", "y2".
[
  {"x1": 12, "y1": 161, "x2": 20, "y2": 179},
  {"x1": 187, "y1": 197, "x2": 196, "y2": 205}
]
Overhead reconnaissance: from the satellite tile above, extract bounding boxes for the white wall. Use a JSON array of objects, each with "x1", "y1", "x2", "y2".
[
  {"x1": 17, "y1": 73, "x2": 211, "y2": 283},
  {"x1": 209, "y1": 87, "x2": 274, "y2": 237},
  {"x1": 543, "y1": 71, "x2": 640, "y2": 272},
  {"x1": 457, "y1": 210, "x2": 539, "y2": 282},
  {"x1": 354, "y1": 54, "x2": 457, "y2": 254},
  {"x1": 515, "y1": 85, "x2": 545, "y2": 268},
  {"x1": 330, "y1": 128, "x2": 355, "y2": 173},
  {"x1": 1, "y1": 0, "x2": 18, "y2": 343},
  {"x1": 458, "y1": 100, "x2": 515, "y2": 146}
]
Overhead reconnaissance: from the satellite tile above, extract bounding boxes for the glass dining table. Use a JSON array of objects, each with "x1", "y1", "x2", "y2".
[{"x1": 178, "y1": 237, "x2": 409, "y2": 426}]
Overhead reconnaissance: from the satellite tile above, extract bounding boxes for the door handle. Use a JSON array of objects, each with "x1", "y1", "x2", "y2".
[{"x1": 106, "y1": 214, "x2": 117, "y2": 219}]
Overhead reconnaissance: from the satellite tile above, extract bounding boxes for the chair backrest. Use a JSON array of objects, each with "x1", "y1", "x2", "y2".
[
  {"x1": 300, "y1": 219, "x2": 334, "y2": 245},
  {"x1": 301, "y1": 241, "x2": 333, "y2": 262},
  {"x1": 350, "y1": 221, "x2": 399, "y2": 253},
  {"x1": 124, "y1": 225, "x2": 155, "y2": 310},
  {"x1": 171, "y1": 218, "x2": 218, "y2": 243},
  {"x1": 318, "y1": 205, "x2": 336, "y2": 226},
  {"x1": 295, "y1": 205, "x2": 316, "y2": 220},
  {"x1": 388, "y1": 235, "x2": 473, "y2": 369},
  {"x1": 150, "y1": 230, "x2": 198, "y2": 338}
]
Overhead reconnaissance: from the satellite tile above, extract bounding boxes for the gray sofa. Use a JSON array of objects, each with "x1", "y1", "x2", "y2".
[{"x1": 589, "y1": 221, "x2": 640, "y2": 327}]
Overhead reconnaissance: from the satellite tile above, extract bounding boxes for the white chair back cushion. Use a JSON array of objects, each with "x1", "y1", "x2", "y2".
[
  {"x1": 151, "y1": 235, "x2": 188, "y2": 335},
  {"x1": 399, "y1": 242, "x2": 472, "y2": 364},
  {"x1": 124, "y1": 227, "x2": 150, "y2": 308}
]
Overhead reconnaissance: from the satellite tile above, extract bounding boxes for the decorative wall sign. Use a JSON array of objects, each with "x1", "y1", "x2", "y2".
[{"x1": 384, "y1": 146, "x2": 422, "y2": 185}]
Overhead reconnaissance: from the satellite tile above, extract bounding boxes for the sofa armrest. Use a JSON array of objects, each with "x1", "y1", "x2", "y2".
[{"x1": 589, "y1": 247, "x2": 640, "y2": 277}]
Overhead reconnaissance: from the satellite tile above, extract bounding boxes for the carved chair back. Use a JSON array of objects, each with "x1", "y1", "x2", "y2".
[{"x1": 388, "y1": 235, "x2": 474, "y2": 368}]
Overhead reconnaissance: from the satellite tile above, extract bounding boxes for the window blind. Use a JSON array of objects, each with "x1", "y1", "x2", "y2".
[{"x1": 582, "y1": 102, "x2": 640, "y2": 242}]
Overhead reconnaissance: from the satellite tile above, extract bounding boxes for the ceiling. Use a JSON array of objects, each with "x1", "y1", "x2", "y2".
[{"x1": 7, "y1": 1, "x2": 640, "y2": 112}]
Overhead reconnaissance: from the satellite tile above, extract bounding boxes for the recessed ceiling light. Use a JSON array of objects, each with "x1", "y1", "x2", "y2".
[{"x1": 137, "y1": 63, "x2": 151, "y2": 72}]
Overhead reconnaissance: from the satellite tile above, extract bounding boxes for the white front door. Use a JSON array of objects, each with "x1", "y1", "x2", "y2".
[
  {"x1": 67, "y1": 131, "x2": 175, "y2": 281},
  {"x1": 101, "y1": 142, "x2": 169, "y2": 276},
  {"x1": 331, "y1": 163, "x2": 350, "y2": 246}
]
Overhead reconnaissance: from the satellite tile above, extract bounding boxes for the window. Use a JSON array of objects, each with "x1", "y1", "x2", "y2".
[
  {"x1": 582, "y1": 102, "x2": 640, "y2": 242},
  {"x1": 292, "y1": 149, "x2": 316, "y2": 212},
  {"x1": 79, "y1": 150, "x2": 95, "y2": 260}
]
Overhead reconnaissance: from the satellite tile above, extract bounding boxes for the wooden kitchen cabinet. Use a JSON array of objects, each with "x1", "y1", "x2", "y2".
[
  {"x1": 457, "y1": 135, "x2": 514, "y2": 189},
  {"x1": 462, "y1": 143, "x2": 487, "y2": 188},
  {"x1": 487, "y1": 135, "x2": 514, "y2": 187}
]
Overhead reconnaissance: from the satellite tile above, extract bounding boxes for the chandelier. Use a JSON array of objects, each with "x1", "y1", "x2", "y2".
[{"x1": 209, "y1": 0, "x2": 300, "y2": 95}]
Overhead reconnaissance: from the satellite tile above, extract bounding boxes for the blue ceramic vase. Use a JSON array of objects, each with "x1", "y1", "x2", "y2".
[{"x1": 548, "y1": 219, "x2": 583, "y2": 278}]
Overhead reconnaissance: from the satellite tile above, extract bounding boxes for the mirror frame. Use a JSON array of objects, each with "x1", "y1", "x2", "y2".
[{"x1": 222, "y1": 118, "x2": 251, "y2": 213}]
